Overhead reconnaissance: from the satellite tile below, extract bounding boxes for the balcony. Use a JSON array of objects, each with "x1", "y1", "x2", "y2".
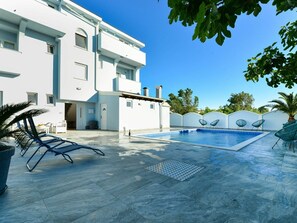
[
  {"x1": 0, "y1": 0, "x2": 65, "y2": 38},
  {"x1": 0, "y1": 48, "x2": 22, "y2": 78},
  {"x1": 98, "y1": 32, "x2": 146, "y2": 66},
  {"x1": 114, "y1": 76, "x2": 141, "y2": 94}
]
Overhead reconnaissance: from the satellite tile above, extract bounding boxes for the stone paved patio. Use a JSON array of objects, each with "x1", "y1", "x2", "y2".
[{"x1": 1, "y1": 130, "x2": 297, "y2": 222}]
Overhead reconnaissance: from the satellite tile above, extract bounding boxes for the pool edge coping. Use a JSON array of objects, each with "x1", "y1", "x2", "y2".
[{"x1": 133, "y1": 129, "x2": 271, "y2": 152}]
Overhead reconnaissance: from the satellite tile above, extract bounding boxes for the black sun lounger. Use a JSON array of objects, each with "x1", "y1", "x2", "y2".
[{"x1": 25, "y1": 116, "x2": 105, "y2": 171}]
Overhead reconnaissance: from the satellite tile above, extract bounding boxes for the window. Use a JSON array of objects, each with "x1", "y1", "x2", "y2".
[
  {"x1": 150, "y1": 103, "x2": 155, "y2": 110},
  {"x1": 0, "y1": 29, "x2": 17, "y2": 51},
  {"x1": 74, "y1": 62, "x2": 88, "y2": 80},
  {"x1": 27, "y1": 92, "x2": 38, "y2": 105},
  {"x1": 0, "y1": 91, "x2": 3, "y2": 107},
  {"x1": 47, "y1": 43, "x2": 54, "y2": 54},
  {"x1": 75, "y1": 30, "x2": 87, "y2": 49},
  {"x1": 3, "y1": 41, "x2": 15, "y2": 50},
  {"x1": 46, "y1": 94, "x2": 55, "y2": 105},
  {"x1": 116, "y1": 65, "x2": 134, "y2": 80},
  {"x1": 126, "y1": 100, "x2": 133, "y2": 108},
  {"x1": 47, "y1": 3, "x2": 56, "y2": 9}
]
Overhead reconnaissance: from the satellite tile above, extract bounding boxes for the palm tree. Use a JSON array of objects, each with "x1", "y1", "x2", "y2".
[
  {"x1": 267, "y1": 92, "x2": 297, "y2": 121},
  {"x1": 0, "y1": 102, "x2": 46, "y2": 195},
  {"x1": 0, "y1": 102, "x2": 46, "y2": 149}
]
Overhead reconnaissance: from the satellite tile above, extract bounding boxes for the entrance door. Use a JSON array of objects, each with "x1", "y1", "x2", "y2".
[
  {"x1": 101, "y1": 104, "x2": 107, "y2": 130},
  {"x1": 65, "y1": 103, "x2": 76, "y2": 129},
  {"x1": 76, "y1": 103, "x2": 85, "y2": 130}
]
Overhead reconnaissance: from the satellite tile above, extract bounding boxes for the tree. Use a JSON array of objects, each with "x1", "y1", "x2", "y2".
[
  {"x1": 200, "y1": 106, "x2": 215, "y2": 115},
  {"x1": 257, "y1": 106, "x2": 269, "y2": 114},
  {"x1": 167, "y1": 0, "x2": 297, "y2": 88},
  {"x1": 217, "y1": 91, "x2": 255, "y2": 114},
  {"x1": 265, "y1": 92, "x2": 297, "y2": 121},
  {"x1": 0, "y1": 102, "x2": 46, "y2": 148},
  {"x1": 167, "y1": 88, "x2": 199, "y2": 114},
  {"x1": 227, "y1": 91, "x2": 255, "y2": 111},
  {"x1": 244, "y1": 21, "x2": 297, "y2": 88}
]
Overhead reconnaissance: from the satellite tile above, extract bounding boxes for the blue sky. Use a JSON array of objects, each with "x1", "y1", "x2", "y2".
[{"x1": 72, "y1": 0, "x2": 296, "y2": 109}]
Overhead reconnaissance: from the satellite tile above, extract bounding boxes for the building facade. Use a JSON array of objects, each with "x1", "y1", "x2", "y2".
[{"x1": 0, "y1": 0, "x2": 170, "y2": 131}]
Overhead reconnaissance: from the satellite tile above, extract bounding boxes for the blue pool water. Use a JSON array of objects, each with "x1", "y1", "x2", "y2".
[{"x1": 139, "y1": 129, "x2": 267, "y2": 150}]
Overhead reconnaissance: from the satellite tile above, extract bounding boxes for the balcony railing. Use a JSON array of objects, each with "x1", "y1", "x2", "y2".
[
  {"x1": 114, "y1": 76, "x2": 141, "y2": 94},
  {"x1": 98, "y1": 32, "x2": 146, "y2": 66},
  {"x1": 0, "y1": 48, "x2": 22, "y2": 77},
  {"x1": 0, "y1": 0, "x2": 65, "y2": 38}
]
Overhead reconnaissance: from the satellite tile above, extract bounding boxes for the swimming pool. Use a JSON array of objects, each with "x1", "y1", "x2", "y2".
[{"x1": 137, "y1": 129, "x2": 269, "y2": 151}]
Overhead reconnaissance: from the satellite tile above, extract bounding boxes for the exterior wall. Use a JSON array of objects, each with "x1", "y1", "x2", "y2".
[
  {"x1": 183, "y1": 112, "x2": 202, "y2": 127},
  {"x1": 262, "y1": 111, "x2": 288, "y2": 130},
  {"x1": 58, "y1": 5, "x2": 97, "y2": 102},
  {"x1": 75, "y1": 102, "x2": 97, "y2": 130},
  {"x1": 98, "y1": 94, "x2": 120, "y2": 131},
  {"x1": 170, "y1": 113, "x2": 183, "y2": 127},
  {"x1": 203, "y1": 112, "x2": 228, "y2": 128},
  {"x1": 170, "y1": 110, "x2": 291, "y2": 131},
  {"x1": 229, "y1": 110, "x2": 261, "y2": 129},
  {"x1": 0, "y1": 0, "x2": 168, "y2": 131},
  {"x1": 25, "y1": 103, "x2": 65, "y2": 125},
  {"x1": 96, "y1": 55, "x2": 115, "y2": 92},
  {"x1": 0, "y1": 19, "x2": 64, "y2": 125},
  {"x1": 119, "y1": 97, "x2": 162, "y2": 131}
]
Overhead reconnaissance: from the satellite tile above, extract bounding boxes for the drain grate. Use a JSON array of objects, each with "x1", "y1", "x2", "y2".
[{"x1": 146, "y1": 160, "x2": 204, "y2": 181}]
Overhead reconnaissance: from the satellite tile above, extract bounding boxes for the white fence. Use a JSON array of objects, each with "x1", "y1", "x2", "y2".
[{"x1": 170, "y1": 110, "x2": 295, "y2": 131}]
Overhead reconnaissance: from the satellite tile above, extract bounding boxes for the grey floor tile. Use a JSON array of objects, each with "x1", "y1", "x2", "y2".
[
  {"x1": 72, "y1": 200, "x2": 147, "y2": 223},
  {"x1": 2, "y1": 130, "x2": 297, "y2": 222},
  {"x1": 44, "y1": 183, "x2": 116, "y2": 223},
  {"x1": 0, "y1": 200, "x2": 52, "y2": 223}
]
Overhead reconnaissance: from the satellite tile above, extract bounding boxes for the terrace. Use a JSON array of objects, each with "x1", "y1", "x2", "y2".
[{"x1": 1, "y1": 130, "x2": 297, "y2": 222}]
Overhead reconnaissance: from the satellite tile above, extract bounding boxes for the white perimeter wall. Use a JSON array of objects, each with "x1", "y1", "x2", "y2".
[
  {"x1": 229, "y1": 110, "x2": 261, "y2": 129},
  {"x1": 170, "y1": 110, "x2": 291, "y2": 131},
  {"x1": 161, "y1": 103, "x2": 170, "y2": 129},
  {"x1": 170, "y1": 113, "x2": 183, "y2": 127},
  {"x1": 262, "y1": 111, "x2": 289, "y2": 130},
  {"x1": 183, "y1": 112, "x2": 202, "y2": 127},
  {"x1": 204, "y1": 112, "x2": 228, "y2": 128}
]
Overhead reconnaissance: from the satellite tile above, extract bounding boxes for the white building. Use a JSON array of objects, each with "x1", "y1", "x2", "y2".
[{"x1": 0, "y1": 0, "x2": 170, "y2": 131}]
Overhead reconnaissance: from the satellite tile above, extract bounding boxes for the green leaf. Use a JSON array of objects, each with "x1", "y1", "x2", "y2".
[
  {"x1": 215, "y1": 32, "x2": 225, "y2": 45},
  {"x1": 196, "y1": 2, "x2": 206, "y2": 25},
  {"x1": 222, "y1": 29, "x2": 231, "y2": 38},
  {"x1": 253, "y1": 5, "x2": 262, "y2": 16}
]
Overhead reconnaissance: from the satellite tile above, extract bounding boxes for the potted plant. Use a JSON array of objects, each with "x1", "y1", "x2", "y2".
[
  {"x1": 267, "y1": 92, "x2": 297, "y2": 122},
  {"x1": 0, "y1": 102, "x2": 45, "y2": 195}
]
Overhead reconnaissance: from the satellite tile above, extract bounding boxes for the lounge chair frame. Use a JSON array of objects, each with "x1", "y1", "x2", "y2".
[
  {"x1": 199, "y1": 119, "x2": 207, "y2": 126},
  {"x1": 272, "y1": 122, "x2": 297, "y2": 152},
  {"x1": 236, "y1": 119, "x2": 247, "y2": 128},
  {"x1": 210, "y1": 119, "x2": 219, "y2": 127},
  {"x1": 252, "y1": 119, "x2": 265, "y2": 129},
  {"x1": 17, "y1": 119, "x2": 64, "y2": 157},
  {"x1": 25, "y1": 116, "x2": 105, "y2": 171}
]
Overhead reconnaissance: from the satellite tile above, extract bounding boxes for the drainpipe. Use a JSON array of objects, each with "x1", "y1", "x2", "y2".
[
  {"x1": 159, "y1": 102, "x2": 163, "y2": 130},
  {"x1": 54, "y1": 37, "x2": 61, "y2": 100},
  {"x1": 58, "y1": 0, "x2": 62, "y2": 11}
]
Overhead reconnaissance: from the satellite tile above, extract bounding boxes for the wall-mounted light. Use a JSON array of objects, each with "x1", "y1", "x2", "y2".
[{"x1": 76, "y1": 87, "x2": 81, "y2": 90}]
